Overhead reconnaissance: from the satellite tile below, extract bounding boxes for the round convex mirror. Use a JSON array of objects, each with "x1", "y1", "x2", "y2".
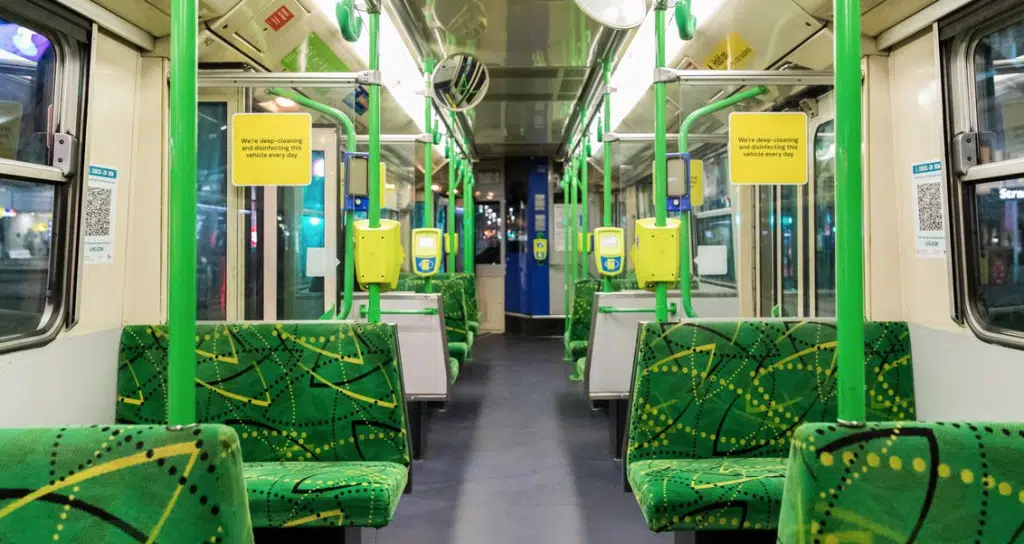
[
  {"x1": 431, "y1": 53, "x2": 490, "y2": 112},
  {"x1": 573, "y1": 0, "x2": 651, "y2": 30}
]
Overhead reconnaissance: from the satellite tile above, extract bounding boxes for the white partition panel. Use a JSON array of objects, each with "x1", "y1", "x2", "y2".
[{"x1": 351, "y1": 293, "x2": 450, "y2": 401}]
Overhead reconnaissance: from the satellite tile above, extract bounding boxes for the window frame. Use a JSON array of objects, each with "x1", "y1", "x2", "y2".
[
  {"x1": 947, "y1": 5, "x2": 1024, "y2": 349},
  {"x1": 0, "y1": 1, "x2": 87, "y2": 355}
]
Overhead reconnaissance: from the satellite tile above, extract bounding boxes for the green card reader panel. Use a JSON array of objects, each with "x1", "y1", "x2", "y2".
[
  {"x1": 412, "y1": 228, "x2": 443, "y2": 277},
  {"x1": 594, "y1": 227, "x2": 625, "y2": 276}
]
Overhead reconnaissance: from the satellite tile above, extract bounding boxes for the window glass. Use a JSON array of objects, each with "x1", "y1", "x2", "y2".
[
  {"x1": 696, "y1": 215, "x2": 734, "y2": 285},
  {"x1": 780, "y1": 186, "x2": 799, "y2": 316},
  {"x1": 0, "y1": 178, "x2": 54, "y2": 337},
  {"x1": 476, "y1": 202, "x2": 501, "y2": 265},
  {"x1": 974, "y1": 19, "x2": 1024, "y2": 164},
  {"x1": 814, "y1": 120, "x2": 836, "y2": 317},
  {"x1": 0, "y1": 17, "x2": 55, "y2": 165},
  {"x1": 196, "y1": 102, "x2": 228, "y2": 320},
  {"x1": 277, "y1": 150, "x2": 325, "y2": 319},
  {"x1": 971, "y1": 179, "x2": 1024, "y2": 332},
  {"x1": 697, "y1": 151, "x2": 730, "y2": 212}
]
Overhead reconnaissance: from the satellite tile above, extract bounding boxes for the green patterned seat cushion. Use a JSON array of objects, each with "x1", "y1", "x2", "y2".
[
  {"x1": 626, "y1": 320, "x2": 916, "y2": 532},
  {"x1": 244, "y1": 461, "x2": 407, "y2": 529},
  {"x1": 568, "y1": 340, "x2": 589, "y2": 362},
  {"x1": 449, "y1": 357, "x2": 460, "y2": 384},
  {"x1": 628, "y1": 458, "x2": 787, "y2": 532},
  {"x1": 780, "y1": 421, "x2": 1024, "y2": 543},
  {"x1": 0, "y1": 424, "x2": 253, "y2": 543},
  {"x1": 439, "y1": 273, "x2": 479, "y2": 326},
  {"x1": 448, "y1": 341, "x2": 469, "y2": 366},
  {"x1": 116, "y1": 323, "x2": 411, "y2": 468}
]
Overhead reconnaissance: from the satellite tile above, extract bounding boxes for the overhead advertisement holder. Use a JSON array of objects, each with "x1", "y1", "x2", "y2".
[
  {"x1": 728, "y1": 111, "x2": 808, "y2": 185},
  {"x1": 230, "y1": 112, "x2": 312, "y2": 186}
]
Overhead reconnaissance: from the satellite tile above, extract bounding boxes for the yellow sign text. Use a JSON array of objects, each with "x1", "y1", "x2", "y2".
[
  {"x1": 231, "y1": 113, "x2": 312, "y2": 186},
  {"x1": 690, "y1": 159, "x2": 704, "y2": 207},
  {"x1": 704, "y1": 32, "x2": 754, "y2": 71},
  {"x1": 729, "y1": 112, "x2": 808, "y2": 185}
]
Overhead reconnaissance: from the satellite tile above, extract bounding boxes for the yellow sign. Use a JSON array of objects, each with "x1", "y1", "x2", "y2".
[
  {"x1": 231, "y1": 113, "x2": 312, "y2": 186},
  {"x1": 690, "y1": 159, "x2": 704, "y2": 207},
  {"x1": 729, "y1": 112, "x2": 808, "y2": 185},
  {"x1": 703, "y1": 32, "x2": 754, "y2": 71}
]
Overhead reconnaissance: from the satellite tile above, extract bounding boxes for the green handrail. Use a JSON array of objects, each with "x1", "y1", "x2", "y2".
[
  {"x1": 448, "y1": 154, "x2": 463, "y2": 273},
  {"x1": 601, "y1": 56, "x2": 613, "y2": 294},
  {"x1": 568, "y1": 162, "x2": 578, "y2": 292},
  {"x1": 677, "y1": 85, "x2": 769, "y2": 319},
  {"x1": 652, "y1": 5, "x2": 670, "y2": 323},
  {"x1": 268, "y1": 88, "x2": 358, "y2": 320},
  {"x1": 423, "y1": 58, "x2": 436, "y2": 294},
  {"x1": 168, "y1": 0, "x2": 197, "y2": 425},
  {"x1": 367, "y1": 9, "x2": 382, "y2": 323},
  {"x1": 836, "y1": 0, "x2": 866, "y2": 424},
  {"x1": 600, "y1": 303, "x2": 678, "y2": 315},
  {"x1": 359, "y1": 305, "x2": 438, "y2": 318}
]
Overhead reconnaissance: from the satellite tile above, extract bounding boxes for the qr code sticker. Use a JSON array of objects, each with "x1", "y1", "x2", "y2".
[
  {"x1": 916, "y1": 182, "x2": 943, "y2": 232},
  {"x1": 85, "y1": 185, "x2": 113, "y2": 237}
]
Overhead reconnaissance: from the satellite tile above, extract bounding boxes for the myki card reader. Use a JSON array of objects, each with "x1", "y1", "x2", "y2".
[
  {"x1": 533, "y1": 238, "x2": 548, "y2": 261},
  {"x1": 412, "y1": 228, "x2": 443, "y2": 277},
  {"x1": 593, "y1": 227, "x2": 625, "y2": 277}
]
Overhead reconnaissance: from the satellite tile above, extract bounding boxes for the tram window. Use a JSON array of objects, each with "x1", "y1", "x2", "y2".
[
  {"x1": 475, "y1": 202, "x2": 501, "y2": 265},
  {"x1": 0, "y1": 17, "x2": 55, "y2": 165},
  {"x1": 0, "y1": 178, "x2": 55, "y2": 338},
  {"x1": 974, "y1": 19, "x2": 1024, "y2": 164},
  {"x1": 969, "y1": 179, "x2": 1024, "y2": 333},
  {"x1": 196, "y1": 102, "x2": 229, "y2": 320},
  {"x1": 814, "y1": 120, "x2": 836, "y2": 317}
]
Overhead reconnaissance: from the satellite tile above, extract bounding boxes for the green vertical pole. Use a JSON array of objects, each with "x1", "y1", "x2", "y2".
[
  {"x1": 168, "y1": 0, "x2": 197, "y2": 425},
  {"x1": 835, "y1": 0, "x2": 866, "y2": 424},
  {"x1": 367, "y1": 9, "x2": 382, "y2": 323},
  {"x1": 568, "y1": 163, "x2": 577, "y2": 292},
  {"x1": 448, "y1": 155, "x2": 461, "y2": 273},
  {"x1": 652, "y1": 5, "x2": 669, "y2": 323},
  {"x1": 446, "y1": 133, "x2": 456, "y2": 273},
  {"x1": 423, "y1": 59, "x2": 435, "y2": 294},
  {"x1": 463, "y1": 167, "x2": 474, "y2": 273},
  {"x1": 579, "y1": 129, "x2": 589, "y2": 281},
  {"x1": 602, "y1": 57, "x2": 613, "y2": 293},
  {"x1": 561, "y1": 172, "x2": 571, "y2": 357}
]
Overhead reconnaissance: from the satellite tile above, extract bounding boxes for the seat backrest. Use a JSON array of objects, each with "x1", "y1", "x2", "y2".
[
  {"x1": 398, "y1": 277, "x2": 469, "y2": 343},
  {"x1": 625, "y1": 320, "x2": 916, "y2": 465},
  {"x1": 117, "y1": 322, "x2": 410, "y2": 466},
  {"x1": 780, "y1": 421, "x2": 1024, "y2": 543},
  {"x1": 439, "y1": 273, "x2": 479, "y2": 324},
  {"x1": 0, "y1": 424, "x2": 253, "y2": 543},
  {"x1": 568, "y1": 279, "x2": 601, "y2": 344}
]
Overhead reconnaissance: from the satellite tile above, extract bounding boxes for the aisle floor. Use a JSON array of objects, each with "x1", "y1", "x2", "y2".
[{"x1": 376, "y1": 334, "x2": 669, "y2": 544}]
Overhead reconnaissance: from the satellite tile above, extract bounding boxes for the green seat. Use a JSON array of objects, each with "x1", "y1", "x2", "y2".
[
  {"x1": 625, "y1": 320, "x2": 916, "y2": 533},
  {"x1": 439, "y1": 273, "x2": 480, "y2": 335},
  {"x1": 116, "y1": 322, "x2": 411, "y2": 530},
  {"x1": 628, "y1": 458, "x2": 787, "y2": 531},
  {"x1": 779, "y1": 421, "x2": 1024, "y2": 543},
  {"x1": 245, "y1": 461, "x2": 407, "y2": 529},
  {"x1": 567, "y1": 277, "x2": 639, "y2": 380},
  {"x1": 0, "y1": 424, "x2": 253, "y2": 543}
]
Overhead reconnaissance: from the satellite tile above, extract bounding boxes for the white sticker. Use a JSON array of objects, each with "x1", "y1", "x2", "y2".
[
  {"x1": 911, "y1": 160, "x2": 946, "y2": 259},
  {"x1": 83, "y1": 165, "x2": 117, "y2": 264},
  {"x1": 552, "y1": 204, "x2": 565, "y2": 253}
]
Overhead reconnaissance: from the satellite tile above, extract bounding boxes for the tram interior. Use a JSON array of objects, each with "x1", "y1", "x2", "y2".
[{"x1": 1, "y1": 0, "x2": 1024, "y2": 543}]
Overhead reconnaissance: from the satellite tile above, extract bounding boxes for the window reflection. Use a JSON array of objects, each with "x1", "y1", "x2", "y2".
[
  {"x1": 277, "y1": 150, "x2": 326, "y2": 319},
  {"x1": 814, "y1": 120, "x2": 836, "y2": 317},
  {"x1": 196, "y1": 102, "x2": 228, "y2": 320},
  {"x1": 0, "y1": 179, "x2": 53, "y2": 337},
  {"x1": 0, "y1": 17, "x2": 54, "y2": 165},
  {"x1": 974, "y1": 19, "x2": 1024, "y2": 164},
  {"x1": 972, "y1": 179, "x2": 1024, "y2": 332},
  {"x1": 476, "y1": 202, "x2": 501, "y2": 265}
]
